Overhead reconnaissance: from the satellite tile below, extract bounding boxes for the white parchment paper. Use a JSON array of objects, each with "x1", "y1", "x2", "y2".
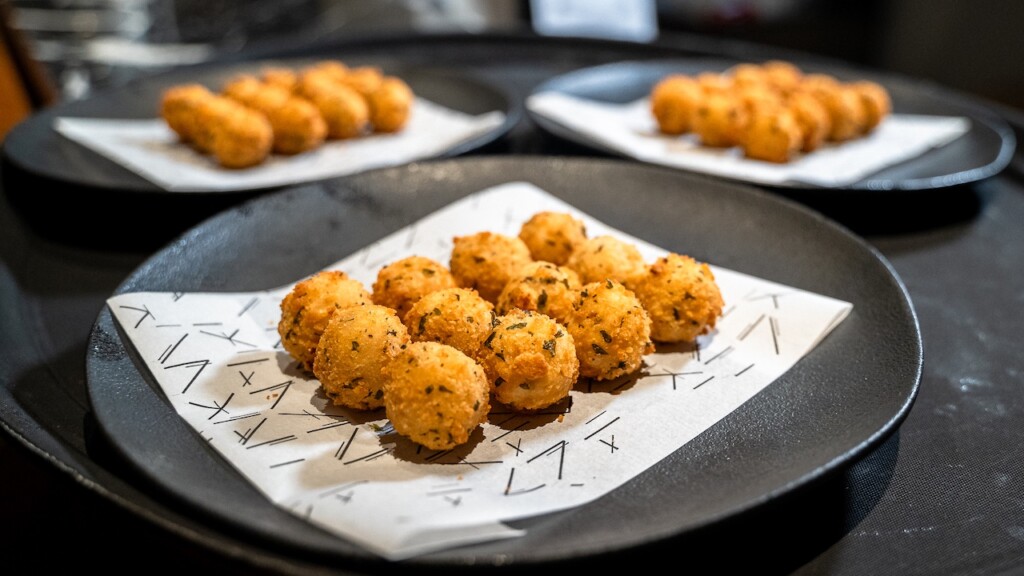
[
  {"x1": 106, "y1": 182, "x2": 853, "y2": 559},
  {"x1": 526, "y1": 91, "x2": 970, "y2": 187},
  {"x1": 54, "y1": 98, "x2": 506, "y2": 192}
]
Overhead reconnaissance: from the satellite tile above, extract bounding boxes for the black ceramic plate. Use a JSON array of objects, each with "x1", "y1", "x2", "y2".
[
  {"x1": 2, "y1": 57, "x2": 518, "y2": 194},
  {"x1": 85, "y1": 156, "x2": 922, "y2": 568},
  {"x1": 527, "y1": 58, "x2": 1015, "y2": 191}
]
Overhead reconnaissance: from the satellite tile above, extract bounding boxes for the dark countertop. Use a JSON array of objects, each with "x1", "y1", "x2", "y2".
[{"x1": 2, "y1": 31, "x2": 1023, "y2": 574}]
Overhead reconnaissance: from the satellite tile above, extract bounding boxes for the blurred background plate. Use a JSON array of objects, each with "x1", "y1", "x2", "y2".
[
  {"x1": 527, "y1": 58, "x2": 1015, "y2": 191},
  {"x1": 86, "y1": 155, "x2": 922, "y2": 569}
]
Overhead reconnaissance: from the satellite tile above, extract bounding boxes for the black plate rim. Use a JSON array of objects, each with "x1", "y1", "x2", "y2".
[
  {"x1": 84, "y1": 155, "x2": 923, "y2": 568},
  {"x1": 1, "y1": 58, "x2": 521, "y2": 195},
  {"x1": 526, "y1": 57, "x2": 1016, "y2": 192}
]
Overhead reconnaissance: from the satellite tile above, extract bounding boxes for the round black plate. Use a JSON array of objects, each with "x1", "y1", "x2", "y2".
[
  {"x1": 3, "y1": 56, "x2": 518, "y2": 194},
  {"x1": 527, "y1": 58, "x2": 1015, "y2": 191},
  {"x1": 85, "y1": 156, "x2": 922, "y2": 568}
]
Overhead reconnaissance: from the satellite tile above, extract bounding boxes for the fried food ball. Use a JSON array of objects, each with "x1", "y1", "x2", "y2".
[
  {"x1": 632, "y1": 253, "x2": 725, "y2": 343},
  {"x1": 567, "y1": 280, "x2": 654, "y2": 381},
  {"x1": 312, "y1": 304, "x2": 410, "y2": 410},
  {"x1": 742, "y1": 104, "x2": 803, "y2": 163},
  {"x1": 366, "y1": 76, "x2": 413, "y2": 133},
  {"x1": 404, "y1": 287, "x2": 496, "y2": 359},
  {"x1": 383, "y1": 341, "x2": 491, "y2": 450},
  {"x1": 847, "y1": 80, "x2": 891, "y2": 132},
  {"x1": 650, "y1": 74, "x2": 702, "y2": 135},
  {"x1": 192, "y1": 96, "x2": 274, "y2": 168},
  {"x1": 801, "y1": 75, "x2": 866, "y2": 142},
  {"x1": 496, "y1": 261, "x2": 581, "y2": 326},
  {"x1": 565, "y1": 235, "x2": 647, "y2": 288},
  {"x1": 477, "y1": 309, "x2": 579, "y2": 411},
  {"x1": 450, "y1": 232, "x2": 534, "y2": 303},
  {"x1": 160, "y1": 83, "x2": 215, "y2": 144},
  {"x1": 518, "y1": 211, "x2": 588, "y2": 266},
  {"x1": 297, "y1": 72, "x2": 369, "y2": 139},
  {"x1": 786, "y1": 91, "x2": 831, "y2": 153},
  {"x1": 371, "y1": 255, "x2": 457, "y2": 320},
  {"x1": 222, "y1": 75, "x2": 327, "y2": 155},
  {"x1": 690, "y1": 91, "x2": 749, "y2": 148},
  {"x1": 278, "y1": 270, "x2": 372, "y2": 372}
]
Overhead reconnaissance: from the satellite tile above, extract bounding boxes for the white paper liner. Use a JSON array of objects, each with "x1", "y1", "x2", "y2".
[
  {"x1": 527, "y1": 91, "x2": 971, "y2": 187},
  {"x1": 106, "y1": 182, "x2": 853, "y2": 559},
  {"x1": 54, "y1": 98, "x2": 506, "y2": 192}
]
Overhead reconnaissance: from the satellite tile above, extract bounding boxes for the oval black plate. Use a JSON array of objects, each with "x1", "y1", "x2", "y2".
[
  {"x1": 85, "y1": 156, "x2": 922, "y2": 568},
  {"x1": 527, "y1": 58, "x2": 1015, "y2": 191},
  {"x1": 3, "y1": 56, "x2": 518, "y2": 194}
]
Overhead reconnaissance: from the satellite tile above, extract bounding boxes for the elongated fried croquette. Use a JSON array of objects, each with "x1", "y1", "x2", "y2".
[
  {"x1": 278, "y1": 270, "x2": 372, "y2": 372},
  {"x1": 477, "y1": 309, "x2": 578, "y2": 411},
  {"x1": 518, "y1": 211, "x2": 587, "y2": 266},
  {"x1": 297, "y1": 72, "x2": 369, "y2": 139},
  {"x1": 367, "y1": 76, "x2": 414, "y2": 133},
  {"x1": 450, "y1": 232, "x2": 534, "y2": 303},
  {"x1": 160, "y1": 83, "x2": 215, "y2": 144},
  {"x1": 371, "y1": 255, "x2": 458, "y2": 321},
  {"x1": 404, "y1": 287, "x2": 495, "y2": 360},
  {"x1": 568, "y1": 279, "x2": 654, "y2": 381},
  {"x1": 192, "y1": 96, "x2": 274, "y2": 168},
  {"x1": 222, "y1": 75, "x2": 327, "y2": 155},
  {"x1": 313, "y1": 304, "x2": 410, "y2": 410},
  {"x1": 632, "y1": 253, "x2": 724, "y2": 343},
  {"x1": 496, "y1": 260, "x2": 581, "y2": 326},
  {"x1": 383, "y1": 341, "x2": 490, "y2": 450}
]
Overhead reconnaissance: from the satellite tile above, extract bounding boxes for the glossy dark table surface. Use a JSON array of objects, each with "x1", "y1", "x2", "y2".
[{"x1": 2, "y1": 31, "x2": 1023, "y2": 574}]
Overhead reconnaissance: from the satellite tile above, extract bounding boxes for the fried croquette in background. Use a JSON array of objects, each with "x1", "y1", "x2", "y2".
[
  {"x1": 296, "y1": 71, "x2": 370, "y2": 139},
  {"x1": 160, "y1": 83, "x2": 215, "y2": 145},
  {"x1": 404, "y1": 287, "x2": 496, "y2": 359},
  {"x1": 566, "y1": 235, "x2": 647, "y2": 289},
  {"x1": 222, "y1": 74, "x2": 327, "y2": 155},
  {"x1": 495, "y1": 261, "x2": 581, "y2": 326},
  {"x1": 278, "y1": 270, "x2": 372, "y2": 372},
  {"x1": 742, "y1": 105, "x2": 803, "y2": 163},
  {"x1": 371, "y1": 255, "x2": 457, "y2": 320},
  {"x1": 450, "y1": 231, "x2": 534, "y2": 303},
  {"x1": 632, "y1": 254, "x2": 725, "y2": 343},
  {"x1": 517, "y1": 211, "x2": 588, "y2": 266},
  {"x1": 650, "y1": 74, "x2": 702, "y2": 135},
  {"x1": 477, "y1": 309, "x2": 579, "y2": 411},
  {"x1": 313, "y1": 304, "x2": 410, "y2": 410},
  {"x1": 367, "y1": 76, "x2": 414, "y2": 133},
  {"x1": 383, "y1": 341, "x2": 491, "y2": 450},
  {"x1": 690, "y1": 91, "x2": 749, "y2": 148},
  {"x1": 568, "y1": 280, "x2": 654, "y2": 381},
  {"x1": 848, "y1": 80, "x2": 892, "y2": 132},
  {"x1": 192, "y1": 96, "x2": 274, "y2": 168}
]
